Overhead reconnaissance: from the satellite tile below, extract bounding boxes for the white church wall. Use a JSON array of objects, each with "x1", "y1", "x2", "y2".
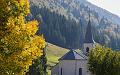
[
  {"x1": 51, "y1": 63, "x2": 59, "y2": 75},
  {"x1": 59, "y1": 60, "x2": 76, "y2": 75},
  {"x1": 76, "y1": 60, "x2": 91, "y2": 75},
  {"x1": 57, "y1": 59, "x2": 90, "y2": 75},
  {"x1": 83, "y1": 43, "x2": 95, "y2": 54}
]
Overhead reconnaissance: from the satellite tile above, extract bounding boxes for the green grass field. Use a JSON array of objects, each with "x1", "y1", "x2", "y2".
[{"x1": 46, "y1": 43, "x2": 68, "y2": 75}]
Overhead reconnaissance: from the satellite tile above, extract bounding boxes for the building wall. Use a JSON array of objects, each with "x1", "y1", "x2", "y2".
[
  {"x1": 51, "y1": 60, "x2": 90, "y2": 75},
  {"x1": 76, "y1": 60, "x2": 91, "y2": 75},
  {"x1": 83, "y1": 43, "x2": 95, "y2": 54},
  {"x1": 51, "y1": 64, "x2": 59, "y2": 75},
  {"x1": 59, "y1": 60, "x2": 76, "y2": 75}
]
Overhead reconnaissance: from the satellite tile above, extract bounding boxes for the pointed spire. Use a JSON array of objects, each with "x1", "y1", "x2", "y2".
[
  {"x1": 88, "y1": 8, "x2": 90, "y2": 22},
  {"x1": 84, "y1": 9, "x2": 94, "y2": 43}
]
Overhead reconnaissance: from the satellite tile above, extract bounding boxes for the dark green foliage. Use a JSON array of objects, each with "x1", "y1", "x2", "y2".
[
  {"x1": 28, "y1": 48, "x2": 47, "y2": 75},
  {"x1": 88, "y1": 45, "x2": 120, "y2": 75},
  {"x1": 27, "y1": 5, "x2": 82, "y2": 49},
  {"x1": 26, "y1": 1, "x2": 120, "y2": 50}
]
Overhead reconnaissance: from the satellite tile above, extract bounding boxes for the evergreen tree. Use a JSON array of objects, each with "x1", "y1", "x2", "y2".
[
  {"x1": 28, "y1": 47, "x2": 47, "y2": 75},
  {"x1": 29, "y1": 1, "x2": 120, "y2": 50}
]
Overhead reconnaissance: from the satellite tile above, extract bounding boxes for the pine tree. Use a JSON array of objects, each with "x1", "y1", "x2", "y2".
[
  {"x1": 0, "y1": 0, "x2": 45, "y2": 75},
  {"x1": 28, "y1": 47, "x2": 47, "y2": 75}
]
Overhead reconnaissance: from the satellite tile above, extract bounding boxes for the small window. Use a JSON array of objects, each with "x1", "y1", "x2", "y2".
[
  {"x1": 86, "y1": 47, "x2": 89, "y2": 53},
  {"x1": 79, "y1": 68, "x2": 82, "y2": 75},
  {"x1": 61, "y1": 68, "x2": 62, "y2": 75}
]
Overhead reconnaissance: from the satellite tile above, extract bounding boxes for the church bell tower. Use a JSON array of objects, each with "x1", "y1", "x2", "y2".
[{"x1": 83, "y1": 11, "x2": 95, "y2": 55}]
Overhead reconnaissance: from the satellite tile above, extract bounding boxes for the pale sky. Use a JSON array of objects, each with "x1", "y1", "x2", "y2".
[{"x1": 87, "y1": 0, "x2": 120, "y2": 17}]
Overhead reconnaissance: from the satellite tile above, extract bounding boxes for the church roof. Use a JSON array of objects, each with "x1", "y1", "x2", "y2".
[
  {"x1": 84, "y1": 17, "x2": 95, "y2": 43},
  {"x1": 59, "y1": 50, "x2": 87, "y2": 60}
]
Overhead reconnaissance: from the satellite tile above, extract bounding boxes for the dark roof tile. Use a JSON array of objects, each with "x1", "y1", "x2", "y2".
[{"x1": 59, "y1": 50, "x2": 87, "y2": 60}]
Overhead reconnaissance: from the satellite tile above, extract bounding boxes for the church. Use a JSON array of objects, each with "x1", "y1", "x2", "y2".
[{"x1": 51, "y1": 14, "x2": 97, "y2": 75}]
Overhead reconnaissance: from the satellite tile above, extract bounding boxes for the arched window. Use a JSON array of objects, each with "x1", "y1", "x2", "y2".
[
  {"x1": 61, "y1": 68, "x2": 62, "y2": 75},
  {"x1": 79, "y1": 68, "x2": 82, "y2": 75},
  {"x1": 86, "y1": 47, "x2": 89, "y2": 53}
]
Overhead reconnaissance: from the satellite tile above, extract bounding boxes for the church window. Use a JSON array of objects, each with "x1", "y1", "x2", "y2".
[
  {"x1": 86, "y1": 47, "x2": 89, "y2": 53},
  {"x1": 79, "y1": 68, "x2": 82, "y2": 75},
  {"x1": 61, "y1": 68, "x2": 62, "y2": 75}
]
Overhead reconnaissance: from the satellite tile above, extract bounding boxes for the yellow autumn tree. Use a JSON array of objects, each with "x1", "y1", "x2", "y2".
[{"x1": 0, "y1": 0, "x2": 45, "y2": 75}]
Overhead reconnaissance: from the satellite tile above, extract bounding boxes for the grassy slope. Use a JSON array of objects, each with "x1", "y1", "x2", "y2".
[{"x1": 46, "y1": 43, "x2": 69, "y2": 75}]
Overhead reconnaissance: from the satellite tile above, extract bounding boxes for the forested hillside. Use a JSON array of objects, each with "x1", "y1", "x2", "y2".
[{"x1": 27, "y1": 0, "x2": 120, "y2": 50}]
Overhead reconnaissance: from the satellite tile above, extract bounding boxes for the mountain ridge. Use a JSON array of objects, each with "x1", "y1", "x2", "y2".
[
  {"x1": 30, "y1": 0, "x2": 120, "y2": 25},
  {"x1": 29, "y1": 0, "x2": 120, "y2": 50},
  {"x1": 82, "y1": 0, "x2": 120, "y2": 25}
]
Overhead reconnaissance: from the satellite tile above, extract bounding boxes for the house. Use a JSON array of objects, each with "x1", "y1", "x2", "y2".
[{"x1": 51, "y1": 14, "x2": 97, "y2": 75}]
